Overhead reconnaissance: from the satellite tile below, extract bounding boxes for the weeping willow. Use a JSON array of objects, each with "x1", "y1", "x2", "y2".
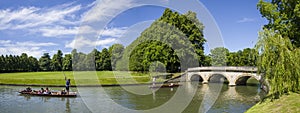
[{"x1": 256, "y1": 29, "x2": 300, "y2": 98}]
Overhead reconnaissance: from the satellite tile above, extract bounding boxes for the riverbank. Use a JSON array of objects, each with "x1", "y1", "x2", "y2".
[
  {"x1": 0, "y1": 71, "x2": 175, "y2": 86},
  {"x1": 246, "y1": 92, "x2": 300, "y2": 113}
]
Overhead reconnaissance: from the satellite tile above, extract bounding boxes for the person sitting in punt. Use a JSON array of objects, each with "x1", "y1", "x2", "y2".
[
  {"x1": 61, "y1": 89, "x2": 67, "y2": 95},
  {"x1": 26, "y1": 87, "x2": 32, "y2": 92},
  {"x1": 38, "y1": 88, "x2": 45, "y2": 94},
  {"x1": 22, "y1": 87, "x2": 32, "y2": 92},
  {"x1": 44, "y1": 87, "x2": 51, "y2": 94}
]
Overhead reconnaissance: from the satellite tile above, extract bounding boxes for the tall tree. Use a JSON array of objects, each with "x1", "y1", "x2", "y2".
[
  {"x1": 257, "y1": 0, "x2": 300, "y2": 98},
  {"x1": 109, "y1": 44, "x2": 124, "y2": 70},
  {"x1": 28, "y1": 56, "x2": 39, "y2": 71},
  {"x1": 159, "y1": 8, "x2": 206, "y2": 65},
  {"x1": 99, "y1": 48, "x2": 111, "y2": 71},
  {"x1": 39, "y1": 53, "x2": 51, "y2": 71},
  {"x1": 258, "y1": 0, "x2": 300, "y2": 47},
  {"x1": 93, "y1": 49, "x2": 101, "y2": 71},
  {"x1": 51, "y1": 50, "x2": 63, "y2": 71},
  {"x1": 0, "y1": 55, "x2": 4, "y2": 71},
  {"x1": 116, "y1": 9, "x2": 204, "y2": 72},
  {"x1": 209, "y1": 47, "x2": 229, "y2": 66},
  {"x1": 20, "y1": 53, "x2": 29, "y2": 71},
  {"x1": 71, "y1": 49, "x2": 80, "y2": 71},
  {"x1": 63, "y1": 54, "x2": 72, "y2": 71},
  {"x1": 256, "y1": 29, "x2": 300, "y2": 98}
]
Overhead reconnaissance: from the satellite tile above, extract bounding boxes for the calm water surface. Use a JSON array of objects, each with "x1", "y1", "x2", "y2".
[{"x1": 0, "y1": 83, "x2": 265, "y2": 113}]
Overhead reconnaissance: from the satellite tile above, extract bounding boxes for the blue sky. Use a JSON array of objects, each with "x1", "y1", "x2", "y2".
[{"x1": 0, "y1": 0, "x2": 267, "y2": 58}]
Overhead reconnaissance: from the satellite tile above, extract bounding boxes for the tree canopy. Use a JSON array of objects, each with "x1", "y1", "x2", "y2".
[
  {"x1": 256, "y1": 29, "x2": 300, "y2": 98},
  {"x1": 209, "y1": 47, "x2": 258, "y2": 66},
  {"x1": 116, "y1": 9, "x2": 206, "y2": 72},
  {"x1": 258, "y1": 0, "x2": 300, "y2": 47},
  {"x1": 257, "y1": 0, "x2": 300, "y2": 98}
]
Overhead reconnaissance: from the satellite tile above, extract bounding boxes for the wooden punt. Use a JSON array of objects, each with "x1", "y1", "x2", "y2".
[{"x1": 19, "y1": 91, "x2": 77, "y2": 97}]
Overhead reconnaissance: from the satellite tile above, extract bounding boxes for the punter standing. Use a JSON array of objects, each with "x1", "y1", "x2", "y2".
[{"x1": 65, "y1": 77, "x2": 71, "y2": 94}]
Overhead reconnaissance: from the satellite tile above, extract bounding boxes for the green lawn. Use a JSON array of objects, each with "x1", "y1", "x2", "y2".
[
  {"x1": 0, "y1": 71, "x2": 159, "y2": 86},
  {"x1": 246, "y1": 92, "x2": 300, "y2": 113}
]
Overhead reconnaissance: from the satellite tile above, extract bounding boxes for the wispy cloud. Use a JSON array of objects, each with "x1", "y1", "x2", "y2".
[
  {"x1": 0, "y1": 3, "x2": 82, "y2": 37},
  {"x1": 0, "y1": 0, "x2": 132, "y2": 57},
  {"x1": 100, "y1": 27, "x2": 127, "y2": 37},
  {"x1": 237, "y1": 17, "x2": 256, "y2": 23},
  {"x1": 0, "y1": 1, "x2": 132, "y2": 38},
  {"x1": 0, "y1": 40, "x2": 57, "y2": 58},
  {"x1": 65, "y1": 37, "x2": 117, "y2": 49},
  {"x1": 82, "y1": 0, "x2": 135, "y2": 23},
  {"x1": 64, "y1": 26, "x2": 127, "y2": 49}
]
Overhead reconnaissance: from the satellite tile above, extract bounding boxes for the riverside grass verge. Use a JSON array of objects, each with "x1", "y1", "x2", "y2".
[
  {"x1": 246, "y1": 92, "x2": 300, "y2": 113},
  {"x1": 0, "y1": 71, "x2": 174, "y2": 86}
]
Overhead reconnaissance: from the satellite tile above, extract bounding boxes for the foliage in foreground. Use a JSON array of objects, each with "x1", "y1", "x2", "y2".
[{"x1": 256, "y1": 29, "x2": 300, "y2": 98}]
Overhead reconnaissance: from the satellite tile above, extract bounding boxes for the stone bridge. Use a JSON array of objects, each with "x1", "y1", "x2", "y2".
[{"x1": 186, "y1": 66, "x2": 260, "y2": 86}]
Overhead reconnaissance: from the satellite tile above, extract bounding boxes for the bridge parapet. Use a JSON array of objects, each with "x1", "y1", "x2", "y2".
[
  {"x1": 186, "y1": 66, "x2": 260, "y2": 86},
  {"x1": 187, "y1": 66, "x2": 257, "y2": 72}
]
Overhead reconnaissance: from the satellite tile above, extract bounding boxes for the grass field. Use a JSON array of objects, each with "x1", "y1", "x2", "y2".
[
  {"x1": 0, "y1": 71, "x2": 161, "y2": 86},
  {"x1": 246, "y1": 92, "x2": 300, "y2": 113}
]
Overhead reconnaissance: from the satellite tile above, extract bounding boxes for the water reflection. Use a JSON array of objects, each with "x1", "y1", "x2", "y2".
[
  {"x1": 64, "y1": 98, "x2": 71, "y2": 113},
  {"x1": 0, "y1": 83, "x2": 264, "y2": 113}
]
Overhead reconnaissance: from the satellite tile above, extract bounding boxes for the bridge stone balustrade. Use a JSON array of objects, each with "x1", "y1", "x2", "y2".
[{"x1": 185, "y1": 66, "x2": 260, "y2": 86}]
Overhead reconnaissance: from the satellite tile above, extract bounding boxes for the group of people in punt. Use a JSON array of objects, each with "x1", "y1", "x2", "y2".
[
  {"x1": 37, "y1": 87, "x2": 51, "y2": 94},
  {"x1": 22, "y1": 78, "x2": 71, "y2": 95}
]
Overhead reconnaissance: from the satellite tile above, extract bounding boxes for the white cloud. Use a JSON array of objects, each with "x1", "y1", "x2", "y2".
[
  {"x1": 0, "y1": 3, "x2": 82, "y2": 37},
  {"x1": 83, "y1": 0, "x2": 135, "y2": 23},
  {"x1": 64, "y1": 26, "x2": 127, "y2": 49},
  {"x1": 38, "y1": 26, "x2": 79, "y2": 37},
  {"x1": 15, "y1": 41, "x2": 57, "y2": 47},
  {"x1": 237, "y1": 18, "x2": 256, "y2": 23},
  {"x1": 0, "y1": 46, "x2": 45, "y2": 58},
  {"x1": 0, "y1": 40, "x2": 57, "y2": 58},
  {"x1": 65, "y1": 37, "x2": 117, "y2": 49},
  {"x1": 100, "y1": 27, "x2": 127, "y2": 37}
]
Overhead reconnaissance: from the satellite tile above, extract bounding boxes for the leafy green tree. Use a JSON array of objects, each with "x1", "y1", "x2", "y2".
[
  {"x1": 256, "y1": 29, "x2": 300, "y2": 98},
  {"x1": 20, "y1": 53, "x2": 28, "y2": 71},
  {"x1": 99, "y1": 48, "x2": 111, "y2": 71},
  {"x1": 116, "y1": 9, "x2": 203, "y2": 72},
  {"x1": 71, "y1": 49, "x2": 80, "y2": 71},
  {"x1": 258, "y1": 0, "x2": 300, "y2": 47},
  {"x1": 257, "y1": 0, "x2": 300, "y2": 98},
  {"x1": 62, "y1": 54, "x2": 72, "y2": 71},
  {"x1": 0, "y1": 55, "x2": 4, "y2": 71},
  {"x1": 28, "y1": 56, "x2": 39, "y2": 71},
  {"x1": 129, "y1": 40, "x2": 179, "y2": 72},
  {"x1": 159, "y1": 8, "x2": 206, "y2": 65},
  {"x1": 209, "y1": 47, "x2": 229, "y2": 66},
  {"x1": 51, "y1": 50, "x2": 63, "y2": 71},
  {"x1": 203, "y1": 55, "x2": 212, "y2": 66},
  {"x1": 93, "y1": 49, "x2": 101, "y2": 71},
  {"x1": 226, "y1": 48, "x2": 258, "y2": 66},
  {"x1": 109, "y1": 44, "x2": 124, "y2": 70},
  {"x1": 39, "y1": 53, "x2": 51, "y2": 71},
  {"x1": 84, "y1": 51, "x2": 96, "y2": 71}
]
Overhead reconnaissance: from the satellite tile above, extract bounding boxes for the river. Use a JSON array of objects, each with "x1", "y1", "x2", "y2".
[{"x1": 0, "y1": 83, "x2": 265, "y2": 113}]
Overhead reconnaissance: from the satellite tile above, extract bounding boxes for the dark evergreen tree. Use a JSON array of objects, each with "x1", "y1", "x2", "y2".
[{"x1": 39, "y1": 53, "x2": 51, "y2": 71}]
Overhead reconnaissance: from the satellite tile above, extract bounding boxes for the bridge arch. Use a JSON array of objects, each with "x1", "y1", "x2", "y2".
[
  {"x1": 234, "y1": 74, "x2": 260, "y2": 85},
  {"x1": 207, "y1": 73, "x2": 229, "y2": 84},
  {"x1": 185, "y1": 66, "x2": 261, "y2": 86},
  {"x1": 190, "y1": 74, "x2": 204, "y2": 82}
]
